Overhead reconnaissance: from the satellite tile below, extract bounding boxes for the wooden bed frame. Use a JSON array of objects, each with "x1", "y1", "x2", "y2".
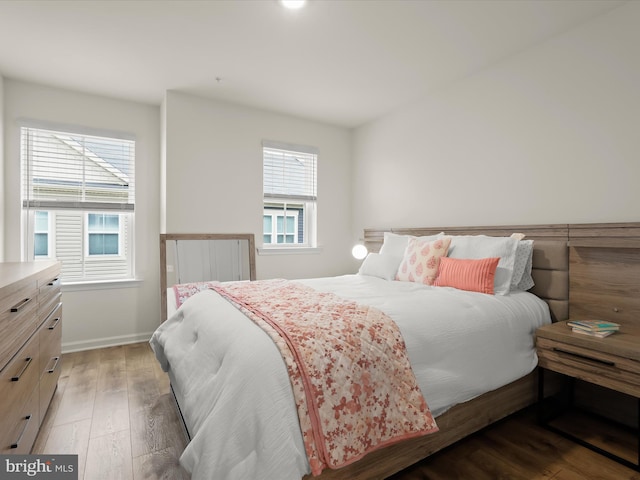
[
  {"x1": 305, "y1": 224, "x2": 571, "y2": 479},
  {"x1": 161, "y1": 222, "x2": 640, "y2": 479}
]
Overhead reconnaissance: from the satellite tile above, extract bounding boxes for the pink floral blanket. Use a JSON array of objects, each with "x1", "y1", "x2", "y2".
[
  {"x1": 212, "y1": 279, "x2": 438, "y2": 475},
  {"x1": 172, "y1": 281, "x2": 220, "y2": 310}
]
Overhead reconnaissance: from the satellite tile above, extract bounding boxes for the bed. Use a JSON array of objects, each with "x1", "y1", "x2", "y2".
[{"x1": 151, "y1": 224, "x2": 571, "y2": 480}]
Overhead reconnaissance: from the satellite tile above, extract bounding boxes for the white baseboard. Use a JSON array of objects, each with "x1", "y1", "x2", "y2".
[{"x1": 62, "y1": 332, "x2": 154, "y2": 354}]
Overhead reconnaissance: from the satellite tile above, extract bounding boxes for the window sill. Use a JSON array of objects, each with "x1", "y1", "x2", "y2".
[
  {"x1": 258, "y1": 246, "x2": 323, "y2": 256},
  {"x1": 62, "y1": 278, "x2": 143, "y2": 292}
]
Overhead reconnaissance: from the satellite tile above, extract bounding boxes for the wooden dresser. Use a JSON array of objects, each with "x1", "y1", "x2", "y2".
[{"x1": 0, "y1": 261, "x2": 62, "y2": 454}]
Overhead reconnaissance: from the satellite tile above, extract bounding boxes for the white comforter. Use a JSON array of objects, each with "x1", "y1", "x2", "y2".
[{"x1": 150, "y1": 274, "x2": 551, "y2": 480}]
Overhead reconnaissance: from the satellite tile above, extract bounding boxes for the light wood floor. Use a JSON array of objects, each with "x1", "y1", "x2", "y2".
[
  {"x1": 33, "y1": 342, "x2": 640, "y2": 480},
  {"x1": 33, "y1": 342, "x2": 190, "y2": 480}
]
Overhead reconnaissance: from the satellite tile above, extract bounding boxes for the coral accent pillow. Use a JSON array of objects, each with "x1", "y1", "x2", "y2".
[
  {"x1": 447, "y1": 235, "x2": 519, "y2": 295},
  {"x1": 434, "y1": 257, "x2": 500, "y2": 294},
  {"x1": 396, "y1": 236, "x2": 451, "y2": 285}
]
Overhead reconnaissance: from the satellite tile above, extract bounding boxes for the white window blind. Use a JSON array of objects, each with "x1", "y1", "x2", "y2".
[
  {"x1": 263, "y1": 141, "x2": 317, "y2": 202},
  {"x1": 21, "y1": 127, "x2": 135, "y2": 211}
]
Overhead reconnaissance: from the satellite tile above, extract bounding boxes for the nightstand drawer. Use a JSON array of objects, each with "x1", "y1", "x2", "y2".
[{"x1": 537, "y1": 337, "x2": 640, "y2": 397}]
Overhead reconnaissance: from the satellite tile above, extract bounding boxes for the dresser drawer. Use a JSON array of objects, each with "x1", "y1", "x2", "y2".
[
  {"x1": 38, "y1": 303, "x2": 62, "y2": 422},
  {"x1": 0, "y1": 387, "x2": 40, "y2": 454},
  {"x1": 38, "y1": 356, "x2": 62, "y2": 421},
  {"x1": 39, "y1": 275, "x2": 61, "y2": 328},
  {"x1": 39, "y1": 354, "x2": 61, "y2": 423},
  {"x1": 0, "y1": 283, "x2": 39, "y2": 370},
  {"x1": 537, "y1": 337, "x2": 640, "y2": 397},
  {"x1": 38, "y1": 273, "x2": 61, "y2": 305},
  {"x1": 0, "y1": 334, "x2": 40, "y2": 442},
  {"x1": 38, "y1": 303, "x2": 62, "y2": 376}
]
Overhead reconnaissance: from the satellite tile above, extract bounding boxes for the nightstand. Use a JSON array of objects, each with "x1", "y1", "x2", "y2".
[{"x1": 536, "y1": 320, "x2": 640, "y2": 470}]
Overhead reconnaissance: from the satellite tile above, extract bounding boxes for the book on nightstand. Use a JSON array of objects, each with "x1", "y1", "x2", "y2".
[
  {"x1": 570, "y1": 327, "x2": 616, "y2": 338},
  {"x1": 567, "y1": 320, "x2": 620, "y2": 337}
]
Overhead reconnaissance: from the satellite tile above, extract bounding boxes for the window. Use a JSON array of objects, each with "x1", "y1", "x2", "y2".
[
  {"x1": 21, "y1": 126, "x2": 135, "y2": 282},
  {"x1": 34, "y1": 211, "x2": 50, "y2": 257},
  {"x1": 262, "y1": 141, "x2": 317, "y2": 248},
  {"x1": 87, "y1": 213, "x2": 121, "y2": 256},
  {"x1": 263, "y1": 208, "x2": 300, "y2": 244}
]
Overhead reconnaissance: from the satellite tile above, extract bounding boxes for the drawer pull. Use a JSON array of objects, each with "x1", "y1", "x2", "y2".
[
  {"x1": 43, "y1": 301, "x2": 62, "y2": 322},
  {"x1": 47, "y1": 356, "x2": 60, "y2": 374},
  {"x1": 11, "y1": 357, "x2": 33, "y2": 381},
  {"x1": 10, "y1": 297, "x2": 31, "y2": 312},
  {"x1": 48, "y1": 316, "x2": 61, "y2": 330},
  {"x1": 47, "y1": 277, "x2": 60, "y2": 286},
  {"x1": 11, "y1": 415, "x2": 32, "y2": 449},
  {"x1": 553, "y1": 347, "x2": 615, "y2": 367}
]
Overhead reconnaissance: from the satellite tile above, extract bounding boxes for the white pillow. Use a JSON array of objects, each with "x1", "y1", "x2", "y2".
[
  {"x1": 379, "y1": 231, "x2": 443, "y2": 258},
  {"x1": 379, "y1": 232, "x2": 413, "y2": 257},
  {"x1": 511, "y1": 239, "x2": 534, "y2": 291},
  {"x1": 358, "y1": 253, "x2": 402, "y2": 281},
  {"x1": 447, "y1": 235, "x2": 519, "y2": 295}
]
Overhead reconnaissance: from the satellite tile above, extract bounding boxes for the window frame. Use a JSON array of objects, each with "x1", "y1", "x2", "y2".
[
  {"x1": 20, "y1": 124, "x2": 136, "y2": 283},
  {"x1": 262, "y1": 140, "x2": 317, "y2": 251}
]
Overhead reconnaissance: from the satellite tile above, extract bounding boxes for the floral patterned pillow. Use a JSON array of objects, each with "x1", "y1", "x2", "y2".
[{"x1": 396, "y1": 236, "x2": 451, "y2": 285}]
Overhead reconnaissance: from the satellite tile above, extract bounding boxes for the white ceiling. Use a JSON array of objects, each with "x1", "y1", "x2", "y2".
[{"x1": 0, "y1": 0, "x2": 626, "y2": 128}]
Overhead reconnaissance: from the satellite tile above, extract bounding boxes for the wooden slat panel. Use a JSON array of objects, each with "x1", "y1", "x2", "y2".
[
  {"x1": 365, "y1": 224, "x2": 569, "y2": 242},
  {"x1": 538, "y1": 354, "x2": 640, "y2": 398},
  {"x1": 538, "y1": 337, "x2": 640, "y2": 376},
  {"x1": 570, "y1": 222, "x2": 640, "y2": 248},
  {"x1": 569, "y1": 246, "x2": 640, "y2": 329}
]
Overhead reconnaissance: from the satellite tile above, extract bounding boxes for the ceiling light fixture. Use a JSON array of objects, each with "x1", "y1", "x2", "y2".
[{"x1": 280, "y1": 0, "x2": 306, "y2": 10}]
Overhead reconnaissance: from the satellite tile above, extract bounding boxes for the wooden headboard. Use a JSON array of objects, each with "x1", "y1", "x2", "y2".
[{"x1": 364, "y1": 222, "x2": 640, "y2": 330}]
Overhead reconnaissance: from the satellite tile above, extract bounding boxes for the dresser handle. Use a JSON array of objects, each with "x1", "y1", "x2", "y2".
[
  {"x1": 10, "y1": 297, "x2": 31, "y2": 312},
  {"x1": 47, "y1": 277, "x2": 60, "y2": 286},
  {"x1": 553, "y1": 347, "x2": 615, "y2": 367},
  {"x1": 11, "y1": 415, "x2": 32, "y2": 449},
  {"x1": 47, "y1": 356, "x2": 60, "y2": 374},
  {"x1": 48, "y1": 317, "x2": 61, "y2": 330},
  {"x1": 11, "y1": 357, "x2": 33, "y2": 381}
]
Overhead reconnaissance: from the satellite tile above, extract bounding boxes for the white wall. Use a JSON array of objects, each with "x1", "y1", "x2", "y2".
[
  {"x1": 7, "y1": 2, "x2": 631, "y2": 351},
  {"x1": 1, "y1": 82, "x2": 353, "y2": 351},
  {"x1": 0, "y1": 73, "x2": 4, "y2": 262},
  {"x1": 164, "y1": 91, "x2": 355, "y2": 280},
  {"x1": 352, "y1": 2, "x2": 640, "y2": 233},
  {"x1": 3, "y1": 80, "x2": 161, "y2": 352}
]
